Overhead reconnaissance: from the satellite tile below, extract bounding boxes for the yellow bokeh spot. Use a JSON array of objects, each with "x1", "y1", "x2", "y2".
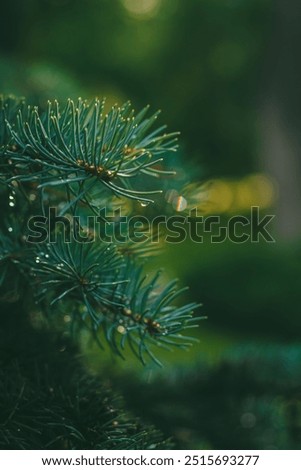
[
  {"x1": 121, "y1": 0, "x2": 161, "y2": 18},
  {"x1": 180, "y1": 173, "x2": 276, "y2": 215}
]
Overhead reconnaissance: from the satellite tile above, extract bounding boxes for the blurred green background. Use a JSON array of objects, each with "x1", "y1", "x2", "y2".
[{"x1": 1, "y1": 0, "x2": 301, "y2": 449}]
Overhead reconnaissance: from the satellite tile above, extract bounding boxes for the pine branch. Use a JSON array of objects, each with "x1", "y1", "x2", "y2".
[
  {"x1": 0, "y1": 94, "x2": 201, "y2": 366},
  {"x1": 0, "y1": 213, "x2": 200, "y2": 364},
  {"x1": 0, "y1": 346, "x2": 171, "y2": 450},
  {"x1": 0, "y1": 95, "x2": 25, "y2": 150},
  {"x1": 3, "y1": 97, "x2": 178, "y2": 205},
  {"x1": 26, "y1": 243, "x2": 200, "y2": 365},
  {"x1": 28, "y1": 236, "x2": 125, "y2": 314},
  {"x1": 90, "y1": 261, "x2": 201, "y2": 366}
]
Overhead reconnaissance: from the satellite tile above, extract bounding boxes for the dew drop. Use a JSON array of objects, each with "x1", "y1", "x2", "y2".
[
  {"x1": 8, "y1": 227, "x2": 13, "y2": 233},
  {"x1": 140, "y1": 201, "x2": 150, "y2": 208},
  {"x1": 117, "y1": 325, "x2": 126, "y2": 334},
  {"x1": 173, "y1": 196, "x2": 187, "y2": 212}
]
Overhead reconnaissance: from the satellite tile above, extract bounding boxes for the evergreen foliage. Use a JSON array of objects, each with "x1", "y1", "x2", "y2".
[
  {"x1": 0, "y1": 95, "x2": 199, "y2": 366},
  {"x1": 0, "y1": 303, "x2": 170, "y2": 450},
  {"x1": 0, "y1": 94, "x2": 199, "y2": 449}
]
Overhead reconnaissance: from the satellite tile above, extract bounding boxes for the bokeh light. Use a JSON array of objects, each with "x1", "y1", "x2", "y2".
[
  {"x1": 179, "y1": 173, "x2": 276, "y2": 215},
  {"x1": 120, "y1": 0, "x2": 162, "y2": 19}
]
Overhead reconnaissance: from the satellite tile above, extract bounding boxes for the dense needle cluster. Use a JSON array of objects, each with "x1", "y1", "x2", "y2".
[{"x1": 0, "y1": 95, "x2": 200, "y2": 366}]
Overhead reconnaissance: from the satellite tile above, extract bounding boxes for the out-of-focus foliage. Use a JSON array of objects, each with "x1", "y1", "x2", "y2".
[
  {"x1": 113, "y1": 344, "x2": 301, "y2": 449},
  {"x1": 0, "y1": 302, "x2": 170, "y2": 450},
  {"x1": 0, "y1": 56, "x2": 82, "y2": 105},
  {"x1": 0, "y1": 0, "x2": 272, "y2": 177},
  {"x1": 182, "y1": 241, "x2": 301, "y2": 339}
]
